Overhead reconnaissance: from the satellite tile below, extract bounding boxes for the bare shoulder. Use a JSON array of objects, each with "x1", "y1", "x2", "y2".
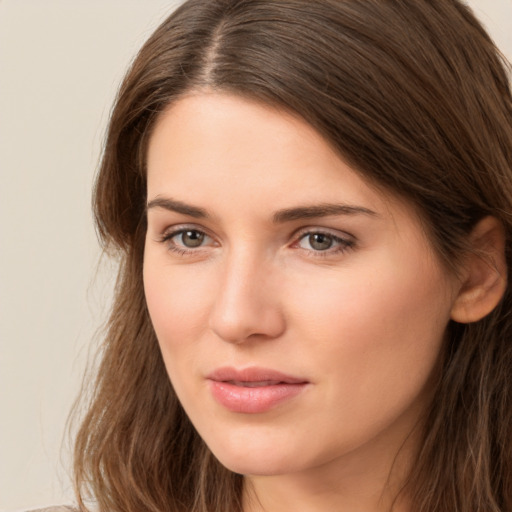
[{"x1": 28, "y1": 507, "x2": 78, "y2": 512}]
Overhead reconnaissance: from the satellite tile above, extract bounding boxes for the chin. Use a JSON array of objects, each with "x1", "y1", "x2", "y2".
[
  {"x1": 205, "y1": 434, "x2": 314, "y2": 477},
  {"x1": 215, "y1": 453, "x2": 298, "y2": 477}
]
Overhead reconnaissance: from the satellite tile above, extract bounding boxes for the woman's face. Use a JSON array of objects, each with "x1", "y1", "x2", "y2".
[{"x1": 144, "y1": 92, "x2": 460, "y2": 478}]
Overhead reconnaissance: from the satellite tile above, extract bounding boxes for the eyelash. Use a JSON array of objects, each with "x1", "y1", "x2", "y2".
[
  {"x1": 158, "y1": 226, "x2": 355, "y2": 258},
  {"x1": 293, "y1": 230, "x2": 355, "y2": 258},
  {"x1": 159, "y1": 228, "x2": 213, "y2": 256}
]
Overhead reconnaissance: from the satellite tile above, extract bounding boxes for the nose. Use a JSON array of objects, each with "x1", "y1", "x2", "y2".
[{"x1": 208, "y1": 250, "x2": 286, "y2": 344}]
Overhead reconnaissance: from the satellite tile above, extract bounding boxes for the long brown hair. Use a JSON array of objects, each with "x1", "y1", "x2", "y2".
[{"x1": 73, "y1": 1, "x2": 512, "y2": 511}]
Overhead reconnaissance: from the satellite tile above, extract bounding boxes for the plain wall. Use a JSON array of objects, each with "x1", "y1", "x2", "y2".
[
  {"x1": 0, "y1": 1, "x2": 511, "y2": 510},
  {"x1": 0, "y1": 2, "x2": 182, "y2": 510}
]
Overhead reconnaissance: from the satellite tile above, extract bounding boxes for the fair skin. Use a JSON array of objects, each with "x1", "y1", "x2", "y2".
[{"x1": 143, "y1": 92, "x2": 496, "y2": 512}]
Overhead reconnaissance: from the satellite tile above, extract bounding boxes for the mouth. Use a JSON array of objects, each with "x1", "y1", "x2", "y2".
[
  {"x1": 226, "y1": 380, "x2": 286, "y2": 387},
  {"x1": 206, "y1": 367, "x2": 309, "y2": 414}
]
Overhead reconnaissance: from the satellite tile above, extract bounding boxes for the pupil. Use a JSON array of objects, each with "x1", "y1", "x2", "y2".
[
  {"x1": 182, "y1": 231, "x2": 204, "y2": 248},
  {"x1": 309, "y1": 233, "x2": 332, "y2": 251}
]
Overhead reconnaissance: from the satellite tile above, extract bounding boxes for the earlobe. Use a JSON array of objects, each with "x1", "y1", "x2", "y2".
[{"x1": 450, "y1": 216, "x2": 507, "y2": 324}]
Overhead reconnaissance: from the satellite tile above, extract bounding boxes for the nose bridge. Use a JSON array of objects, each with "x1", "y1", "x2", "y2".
[{"x1": 209, "y1": 244, "x2": 285, "y2": 343}]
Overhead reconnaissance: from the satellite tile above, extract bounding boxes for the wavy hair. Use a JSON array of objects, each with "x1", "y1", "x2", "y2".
[{"x1": 73, "y1": 1, "x2": 512, "y2": 511}]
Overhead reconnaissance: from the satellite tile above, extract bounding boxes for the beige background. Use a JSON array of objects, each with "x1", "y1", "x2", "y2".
[{"x1": 0, "y1": 1, "x2": 511, "y2": 510}]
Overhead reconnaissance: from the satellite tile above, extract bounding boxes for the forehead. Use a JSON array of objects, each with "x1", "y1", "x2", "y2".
[{"x1": 146, "y1": 92, "x2": 424, "y2": 232}]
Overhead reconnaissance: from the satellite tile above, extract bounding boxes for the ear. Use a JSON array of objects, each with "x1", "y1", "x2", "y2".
[{"x1": 450, "y1": 216, "x2": 507, "y2": 324}]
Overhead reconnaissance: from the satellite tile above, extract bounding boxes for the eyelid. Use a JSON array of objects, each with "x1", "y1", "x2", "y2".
[
  {"x1": 292, "y1": 225, "x2": 355, "y2": 242},
  {"x1": 159, "y1": 224, "x2": 218, "y2": 252},
  {"x1": 156, "y1": 223, "x2": 356, "y2": 257},
  {"x1": 160, "y1": 223, "x2": 213, "y2": 239},
  {"x1": 291, "y1": 226, "x2": 356, "y2": 256}
]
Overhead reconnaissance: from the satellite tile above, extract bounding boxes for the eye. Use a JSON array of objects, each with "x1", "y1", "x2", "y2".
[
  {"x1": 175, "y1": 229, "x2": 206, "y2": 248},
  {"x1": 300, "y1": 233, "x2": 335, "y2": 251},
  {"x1": 160, "y1": 227, "x2": 214, "y2": 254},
  {"x1": 295, "y1": 230, "x2": 354, "y2": 255}
]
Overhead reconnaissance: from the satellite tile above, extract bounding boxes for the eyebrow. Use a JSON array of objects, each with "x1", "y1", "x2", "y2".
[
  {"x1": 147, "y1": 197, "x2": 209, "y2": 218},
  {"x1": 272, "y1": 203, "x2": 377, "y2": 223},
  {"x1": 146, "y1": 196, "x2": 377, "y2": 222}
]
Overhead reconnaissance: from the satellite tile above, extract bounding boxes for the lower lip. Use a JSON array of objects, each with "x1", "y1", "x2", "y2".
[{"x1": 208, "y1": 380, "x2": 307, "y2": 414}]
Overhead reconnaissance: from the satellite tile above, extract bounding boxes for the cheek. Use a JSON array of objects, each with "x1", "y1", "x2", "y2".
[
  {"x1": 143, "y1": 257, "x2": 214, "y2": 353},
  {"x1": 290, "y1": 267, "x2": 437, "y2": 343},
  {"x1": 296, "y1": 247, "x2": 452, "y2": 345},
  {"x1": 143, "y1": 257, "x2": 219, "y2": 409},
  {"x1": 287, "y1": 256, "x2": 452, "y2": 407}
]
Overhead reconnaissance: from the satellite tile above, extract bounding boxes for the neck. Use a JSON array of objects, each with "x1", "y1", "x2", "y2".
[{"x1": 242, "y1": 414, "x2": 420, "y2": 512}]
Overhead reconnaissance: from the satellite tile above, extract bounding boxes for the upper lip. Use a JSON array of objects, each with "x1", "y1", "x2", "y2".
[{"x1": 207, "y1": 366, "x2": 308, "y2": 384}]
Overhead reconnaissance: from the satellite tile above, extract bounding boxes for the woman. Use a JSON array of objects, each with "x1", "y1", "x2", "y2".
[{"x1": 71, "y1": 0, "x2": 512, "y2": 511}]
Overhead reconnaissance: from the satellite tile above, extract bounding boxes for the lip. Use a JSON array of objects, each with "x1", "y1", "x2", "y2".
[{"x1": 206, "y1": 366, "x2": 309, "y2": 414}]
